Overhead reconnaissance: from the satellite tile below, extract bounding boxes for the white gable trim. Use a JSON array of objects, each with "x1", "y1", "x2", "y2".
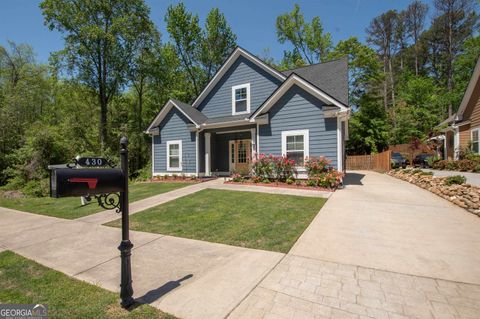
[
  {"x1": 191, "y1": 47, "x2": 286, "y2": 108},
  {"x1": 250, "y1": 75, "x2": 349, "y2": 120},
  {"x1": 145, "y1": 100, "x2": 200, "y2": 134}
]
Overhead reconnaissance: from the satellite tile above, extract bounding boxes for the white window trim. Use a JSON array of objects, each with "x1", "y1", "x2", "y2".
[
  {"x1": 166, "y1": 140, "x2": 182, "y2": 171},
  {"x1": 232, "y1": 83, "x2": 251, "y2": 115},
  {"x1": 281, "y1": 129, "x2": 309, "y2": 167},
  {"x1": 471, "y1": 128, "x2": 480, "y2": 154}
]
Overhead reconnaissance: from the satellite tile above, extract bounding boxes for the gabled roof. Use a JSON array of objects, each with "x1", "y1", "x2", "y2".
[
  {"x1": 250, "y1": 73, "x2": 349, "y2": 120},
  {"x1": 455, "y1": 57, "x2": 480, "y2": 122},
  {"x1": 145, "y1": 99, "x2": 207, "y2": 133},
  {"x1": 191, "y1": 47, "x2": 286, "y2": 108},
  {"x1": 282, "y1": 58, "x2": 349, "y2": 105}
]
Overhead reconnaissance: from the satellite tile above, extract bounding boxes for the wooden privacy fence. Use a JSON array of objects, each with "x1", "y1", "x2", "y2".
[{"x1": 346, "y1": 150, "x2": 392, "y2": 172}]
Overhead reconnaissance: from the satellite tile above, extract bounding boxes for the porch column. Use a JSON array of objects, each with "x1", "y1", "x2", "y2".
[
  {"x1": 205, "y1": 132, "x2": 211, "y2": 176},
  {"x1": 250, "y1": 127, "x2": 257, "y2": 160},
  {"x1": 453, "y1": 127, "x2": 460, "y2": 160}
]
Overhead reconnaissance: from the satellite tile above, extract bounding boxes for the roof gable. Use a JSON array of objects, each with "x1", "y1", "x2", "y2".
[
  {"x1": 456, "y1": 57, "x2": 480, "y2": 121},
  {"x1": 251, "y1": 74, "x2": 349, "y2": 120},
  {"x1": 282, "y1": 58, "x2": 349, "y2": 105},
  {"x1": 191, "y1": 47, "x2": 286, "y2": 108},
  {"x1": 145, "y1": 99, "x2": 206, "y2": 133}
]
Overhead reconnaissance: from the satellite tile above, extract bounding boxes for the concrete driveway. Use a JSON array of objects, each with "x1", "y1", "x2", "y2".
[
  {"x1": 229, "y1": 171, "x2": 480, "y2": 319},
  {"x1": 291, "y1": 171, "x2": 480, "y2": 284}
]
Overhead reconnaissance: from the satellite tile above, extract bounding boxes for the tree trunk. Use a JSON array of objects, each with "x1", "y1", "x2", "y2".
[
  {"x1": 99, "y1": 87, "x2": 108, "y2": 152},
  {"x1": 389, "y1": 57, "x2": 395, "y2": 107}
]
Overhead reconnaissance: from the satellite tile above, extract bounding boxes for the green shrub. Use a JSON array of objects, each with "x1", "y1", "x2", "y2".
[
  {"x1": 306, "y1": 179, "x2": 317, "y2": 187},
  {"x1": 134, "y1": 161, "x2": 152, "y2": 182},
  {"x1": 305, "y1": 156, "x2": 344, "y2": 188},
  {"x1": 457, "y1": 159, "x2": 476, "y2": 172},
  {"x1": 444, "y1": 175, "x2": 467, "y2": 186},
  {"x1": 475, "y1": 164, "x2": 480, "y2": 173},
  {"x1": 231, "y1": 173, "x2": 243, "y2": 183},
  {"x1": 427, "y1": 155, "x2": 441, "y2": 167},
  {"x1": 286, "y1": 177, "x2": 295, "y2": 185},
  {"x1": 252, "y1": 154, "x2": 297, "y2": 182},
  {"x1": 411, "y1": 168, "x2": 423, "y2": 174},
  {"x1": 419, "y1": 171, "x2": 433, "y2": 176},
  {"x1": 445, "y1": 161, "x2": 459, "y2": 170},
  {"x1": 432, "y1": 160, "x2": 447, "y2": 170},
  {"x1": 402, "y1": 168, "x2": 412, "y2": 174}
]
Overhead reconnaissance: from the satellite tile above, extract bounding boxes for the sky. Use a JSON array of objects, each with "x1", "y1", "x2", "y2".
[{"x1": 0, "y1": 0, "x2": 434, "y2": 63}]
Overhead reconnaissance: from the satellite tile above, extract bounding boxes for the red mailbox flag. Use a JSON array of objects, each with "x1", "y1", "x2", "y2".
[{"x1": 68, "y1": 178, "x2": 98, "y2": 189}]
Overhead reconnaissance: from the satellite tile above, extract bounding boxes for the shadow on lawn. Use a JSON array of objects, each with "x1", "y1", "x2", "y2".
[
  {"x1": 135, "y1": 274, "x2": 194, "y2": 305},
  {"x1": 343, "y1": 172, "x2": 366, "y2": 186}
]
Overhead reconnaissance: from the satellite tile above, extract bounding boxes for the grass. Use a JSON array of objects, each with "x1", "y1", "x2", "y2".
[
  {"x1": 106, "y1": 189, "x2": 326, "y2": 253},
  {"x1": 0, "y1": 250, "x2": 175, "y2": 319},
  {"x1": 0, "y1": 182, "x2": 191, "y2": 219}
]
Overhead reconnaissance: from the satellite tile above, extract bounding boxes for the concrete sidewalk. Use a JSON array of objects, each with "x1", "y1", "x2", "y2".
[{"x1": 0, "y1": 207, "x2": 283, "y2": 319}]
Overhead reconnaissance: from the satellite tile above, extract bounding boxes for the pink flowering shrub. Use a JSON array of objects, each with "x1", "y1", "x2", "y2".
[
  {"x1": 305, "y1": 156, "x2": 344, "y2": 188},
  {"x1": 252, "y1": 154, "x2": 297, "y2": 182}
]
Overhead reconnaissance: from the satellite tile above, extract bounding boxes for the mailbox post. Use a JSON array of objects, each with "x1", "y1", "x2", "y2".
[
  {"x1": 48, "y1": 136, "x2": 135, "y2": 308},
  {"x1": 118, "y1": 137, "x2": 134, "y2": 308}
]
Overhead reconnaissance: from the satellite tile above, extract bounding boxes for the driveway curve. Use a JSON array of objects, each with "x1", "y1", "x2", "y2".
[{"x1": 290, "y1": 170, "x2": 480, "y2": 285}]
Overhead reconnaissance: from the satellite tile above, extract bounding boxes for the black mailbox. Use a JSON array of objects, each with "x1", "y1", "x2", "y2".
[{"x1": 50, "y1": 168, "x2": 124, "y2": 198}]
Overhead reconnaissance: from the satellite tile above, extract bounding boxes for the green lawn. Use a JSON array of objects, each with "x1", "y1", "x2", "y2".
[
  {"x1": 0, "y1": 182, "x2": 192, "y2": 219},
  {"x1": 106, "y1": 189, "x2": 326, "y2": 253},
  {"x1": 0, "y1": 250, "x2": 174, "y2": 319}
]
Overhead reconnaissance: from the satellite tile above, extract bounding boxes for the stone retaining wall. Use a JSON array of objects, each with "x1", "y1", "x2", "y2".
[{"x1": 388, "y1": 170, "x2": 480, "y2": 217}]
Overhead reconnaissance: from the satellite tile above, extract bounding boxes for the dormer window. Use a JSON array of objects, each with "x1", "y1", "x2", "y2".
[{"x1": 232, "y1": 83, "x2": 250, "y2": 115}]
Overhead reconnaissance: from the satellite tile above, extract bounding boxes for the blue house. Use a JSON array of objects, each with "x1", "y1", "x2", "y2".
[{"x1": 146, "y1": 47, "x2": 350, "y2": 177}]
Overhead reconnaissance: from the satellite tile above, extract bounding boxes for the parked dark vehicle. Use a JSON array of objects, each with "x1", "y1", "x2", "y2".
[
  {"x1": 391, "y1": 152, "x2": 409, "y2": 169},
  {"x1": 412, "y1": 153, "x2": 433, "y2": 168}
]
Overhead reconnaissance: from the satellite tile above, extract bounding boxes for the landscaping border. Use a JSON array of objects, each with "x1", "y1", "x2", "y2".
[
  {"x1": 388, "y1": 169, "x2": 480, "y2": 217},
  {"x1": 224, "y1": 180, "x2": 334, "y2": 192}
]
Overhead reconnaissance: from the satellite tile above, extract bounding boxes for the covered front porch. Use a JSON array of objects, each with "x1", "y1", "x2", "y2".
[{"x1": 198, "y1": 125, "x2": 257, "y2": 177}]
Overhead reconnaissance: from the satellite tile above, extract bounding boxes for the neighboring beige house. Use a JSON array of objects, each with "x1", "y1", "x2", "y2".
[{"x1": 439, "y1": 57, "x2": 480, "y2": 160}]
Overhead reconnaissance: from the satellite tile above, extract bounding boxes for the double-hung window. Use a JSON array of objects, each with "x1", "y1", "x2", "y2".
[
  {"x1": 472, "y1": 128, "x2": 479, "y2": 154},
  {"x1": 167, "y1": 140, "x2": 182, "y2": 171},
  {"x1": 281, "y1": 130, "x2": 309, "y2": 166},
  {"x1": 232, "y1": 83, "x2": 250, "y2": 115}
]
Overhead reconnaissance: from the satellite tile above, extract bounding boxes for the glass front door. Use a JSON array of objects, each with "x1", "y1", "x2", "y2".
[{"x1": 229, "y1": 139, "x2": 251, "y2": 173}]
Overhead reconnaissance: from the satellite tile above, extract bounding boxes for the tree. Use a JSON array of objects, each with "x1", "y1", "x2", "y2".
[
  {"x1": 166, "y1": 4, "x2": 236, "y2": 99},
  {"x1": 40, "y1": 0, "x2": 157, "y2": 151},
  {"x1": 200, "y1": 8, "x2": 237, "y2": 82},
  {"x1": 328, "y1": 37, "x2": 382, "y2": 106},
  {"x1": 347, "y1": 94, "x2": 390, "y2": 155},
  {"x1": 394, "y1": 11, "x2": 409, "y2": 71},
  {"x1": 366, "y1": 10, "x2": 399, "y2": 109},
  {"x1": 431, "y1": 0, "x2": 477, "y2": 115},
  {"x1": 276, "y1": 4, "x2": 332, "y2": 64},
  {"x1": 405, "y1": 0, "x2": 429, "y2": 75}
]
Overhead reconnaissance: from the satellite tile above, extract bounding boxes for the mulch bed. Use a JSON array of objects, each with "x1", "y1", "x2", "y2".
[{"x1": 224, "y1": 180, "x2": 335, "y2": 192}]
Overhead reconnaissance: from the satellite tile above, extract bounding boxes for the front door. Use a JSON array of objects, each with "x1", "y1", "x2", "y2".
[{"x1": 229, "y1": 139, "x2": 251, "y2": 173}]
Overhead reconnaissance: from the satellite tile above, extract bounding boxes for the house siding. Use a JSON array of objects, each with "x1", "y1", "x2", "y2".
[
  {"x1": 258, "y1": 85, "x2": 338, "y2": 168},
  {"x1": 153, "y1": 107, "x2": 196, "y2": 174},
  {"x1": 197, "y1": 55, "x2": 282, "y2": 118},
  {"x1": 459, "y1": 124, "x2": 471, "y2": 151}
]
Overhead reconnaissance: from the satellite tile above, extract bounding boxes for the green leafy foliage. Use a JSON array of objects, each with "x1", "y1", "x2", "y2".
[{"x1": 444, "y1": 175, "x2": 467, "y2": 186}]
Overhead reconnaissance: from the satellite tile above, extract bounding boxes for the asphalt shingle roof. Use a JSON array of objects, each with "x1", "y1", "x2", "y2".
[
  {"x1": 171, "y1": 99, "x2": 207, "y2": 125},
  {"x1": 282, "y1": 58, "x2": 349, "y2": 106}
]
